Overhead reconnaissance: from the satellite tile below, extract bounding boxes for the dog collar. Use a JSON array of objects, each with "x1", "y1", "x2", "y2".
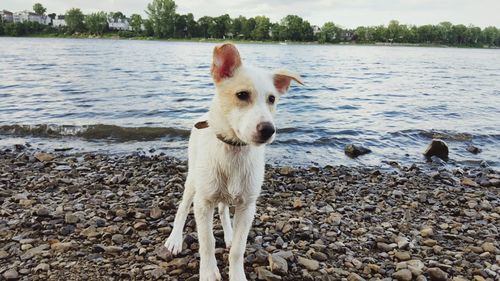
[{"x1": 194, "y1": 121, "x2": 247, "y2": 147}]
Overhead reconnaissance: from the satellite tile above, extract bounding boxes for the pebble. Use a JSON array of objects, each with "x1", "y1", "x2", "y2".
[
  {"x1": 427, "y1": 267, "x2": 448, "y2": 281},
  {"x1": 297, "y1": 256, "x2": 320, "y2": 271},
  {"x1": 393, "y1": 269, "x2": 412, "y2": 281},
  {"x1": 420, "y1": 226, "x2": 434, "y2": 237},
  {"x1": 2, "y1": 269, "x2": 18, "y2": 280},
  {"x1": 347, "y1": 272, "x2": 366, "y2": 281}
]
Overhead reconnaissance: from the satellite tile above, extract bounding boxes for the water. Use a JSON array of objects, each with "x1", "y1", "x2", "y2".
[{"x1": 1, "y1": 37, "x2": 499, "y2": 168}]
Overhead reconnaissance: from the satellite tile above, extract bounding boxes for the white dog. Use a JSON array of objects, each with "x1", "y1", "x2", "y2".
[{"x1": 164, "y1": 43, "x2": 303, "y2": 281}]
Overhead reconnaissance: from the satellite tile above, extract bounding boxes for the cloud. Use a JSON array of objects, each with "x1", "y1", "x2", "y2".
[{"x1": 1, "y1": 0, "x2": 499, "y2": 28}]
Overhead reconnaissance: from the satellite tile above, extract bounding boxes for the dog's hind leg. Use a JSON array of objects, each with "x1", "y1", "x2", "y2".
[
  {"x1": 218, "y1": 203, "x2": 233, "y2": 248},
  {"x1": 164, "y1": 176, "x2": 195, "y2": 255}
]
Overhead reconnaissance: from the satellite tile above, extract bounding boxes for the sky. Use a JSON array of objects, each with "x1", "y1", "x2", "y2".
[{"x1": 2, "y1": 0, "x2": 499, "y2": 28}]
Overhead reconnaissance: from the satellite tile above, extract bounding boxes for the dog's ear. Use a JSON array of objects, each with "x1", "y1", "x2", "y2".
[
  {"x1": 211, "y1": 43, "x2": 242, "y2": 83},
  {"x1": 273, "y1": 69, "x2": 304, "y2": 94}
]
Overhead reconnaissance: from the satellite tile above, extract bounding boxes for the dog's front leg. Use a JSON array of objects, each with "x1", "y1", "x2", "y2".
[
  {"x1": 193, "y1": 197, "x2": 221, "y2": 281},
  {"x1": 228, "y1": 202, "x2": 256, "y2": 281}
]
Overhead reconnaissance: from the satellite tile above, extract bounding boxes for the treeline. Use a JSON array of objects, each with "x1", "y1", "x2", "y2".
[{"x1": 1, "y1": 0, "x2": 499, "y2": 47}]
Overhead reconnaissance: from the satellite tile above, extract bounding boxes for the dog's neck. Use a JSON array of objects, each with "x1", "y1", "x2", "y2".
[{"x1": 208, "y1": 102, "x2": 247, "y2": 147}]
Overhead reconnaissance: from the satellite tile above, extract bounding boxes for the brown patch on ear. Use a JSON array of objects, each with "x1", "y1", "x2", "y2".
[
  {"x1": 273, "y1": 69, "x2": 304, "y2": 94},
  {"x1": 211, "y1": 43, "x2": 242, "y2": 83}
]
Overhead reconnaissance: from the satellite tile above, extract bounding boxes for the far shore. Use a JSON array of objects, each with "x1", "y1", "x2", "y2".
[{"x1": 3, "y1": 33, "x2": 499, "y2": 49}]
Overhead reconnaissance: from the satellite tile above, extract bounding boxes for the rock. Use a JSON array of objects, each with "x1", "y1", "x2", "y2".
[
  {"x1": 396, "y1": 236, "x2": 410, "y2": 249},
  {"x1": 424, "y1": 139, "x2": 449, "y2": 160},
  {"x1": 420, "y1": 226, "x2": 434, "y2": 237},
  {"x1": 311, "y1": 251, "x2": 328, "y2": 261},
  {"x1": 427, "y1": 267, "x2": 448, "y2": 281},
  {"x1": 51, "y1": 242, "x2": 74, "y2": 252},
  {"x1": 2, "y1": 269, "x2": 18, "y2": 280},
  {"x1": 256, "y1": 266, "x2": 282, "y2": 281},
  {"x1": 347, "y1": 272, "x2": 366, "y2": 281},
  {"x1": 462, "y1": 177, "x2": 479, "y2": 188},
  {"x1": 65, "y1": 213, "x2": 79, "y2": 224},
  {"x1": 34, "y1": 152, "x2": 55, "y2": 162},
  {"x1": 393, "y1": 269, "x2": 413, "y2": 281},
  {"x1": 36, "y1": 206, "x2": 51, "y2": 217},
  {"x1": 112, "y1": 234, "x2": 124, "y2": 244},
  {"x1": 395, "y1": 251, "x2": 411, "y2": 261},
  {"x1": 268, "y1": 253, "x2": 288, "y2": 274},
  {"x1": 134, "y1": 221, "x2": 147, "y2": 230},
  {"x1": 293, "y1": 198, "x2": 304, "y2": 208},
  {"x1": 466, "y1": 144, "x2": 482, "y2": 154},
  {"x1": 149, "y1": 207, "x2": 162, "y2": 219},
  {"x1": 34, "y1": 263, "x2": 50, "y2": 272},
  {"x1": 482, "y1": 242, "x2": 498, "y2": 253},
  {"x1": 344, "y1": 144, "x2": 371, "y2": 158},
  {"x1": 278, "y1": 166, "x2": 293, "y2": 176},
  {"x1": 151, "y1": 268, "x2": 166, "y2": 279},
  {"x1": 377, "y1": 242, "x2": 397, "y2": 252},
  {"x1": 0, "y1": 249, "x2": 9, "y2": 259},
  {"x1": 297, "y1": 256, "x2": 320, "y2": 271}
]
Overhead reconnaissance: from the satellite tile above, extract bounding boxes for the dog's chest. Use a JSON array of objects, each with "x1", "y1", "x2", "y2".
[{"x1": 211, "y1": 149, "x2": 264, "y2": 205}]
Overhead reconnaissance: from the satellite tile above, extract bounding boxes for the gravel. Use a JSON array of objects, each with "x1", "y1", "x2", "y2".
[{"x1": 0, "y1": 149, "x2": 499, "y2": 280}]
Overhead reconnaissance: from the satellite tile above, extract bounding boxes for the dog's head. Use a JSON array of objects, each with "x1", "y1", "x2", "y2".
[{"x1": 210, "y1": 43, "x2": 303, "y2": 146}]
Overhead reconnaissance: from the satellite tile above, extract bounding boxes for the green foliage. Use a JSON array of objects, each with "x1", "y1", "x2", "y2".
[
  {"x1": 2, "y1": 0, "x2": 499, "y2": 47},
  {"x1": 85, "y1": 12, "x2": 108, "y2": 35},
  {"x1": 33, "y1": 3, "x2": 46, "y2": 15},
  {"x1": 252, "y1": 16, "x2": 271, "y2": 40},
  {"x1": 65, "y1": 8, "x2": 85, "y2": 34},
  {"x1": 319, "y1": 22, "x2": 341, "y2": 43},
  {"x1": 130, "y1": 14, "x2": 143, "y2": 33},
  {"x1": 146, "y1": 0, "x2": 177, "y2": 38}
]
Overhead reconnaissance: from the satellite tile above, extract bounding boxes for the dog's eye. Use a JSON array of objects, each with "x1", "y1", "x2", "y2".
[
  {"x1": 236, "y1": 91, "x2": 250, "y2": 101},
  {"x1": 268, "y1": 95, "x2": 275, "y2": 104}
]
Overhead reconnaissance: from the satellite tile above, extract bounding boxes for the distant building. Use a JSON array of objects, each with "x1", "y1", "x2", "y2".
[
  {"x1": 12, "y1": 10, "x2": 50, "y2": 25},
  {"x1": 312, "y1": 25, "x2": 321, "y2": 35},
  {"x1": 0, "y1": 10, "x2": 14, "y2": 22},
  {"x1": 108, "y1": 17, "x2": 130, "y2": 31},
  {"x1": 52, "y1": 15, "x2": 66, "y2": 27}
]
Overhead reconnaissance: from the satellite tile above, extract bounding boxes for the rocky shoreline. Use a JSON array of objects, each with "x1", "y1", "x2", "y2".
[{"x1": 0, "y1": 149, "x2": 499, "y2": 281}]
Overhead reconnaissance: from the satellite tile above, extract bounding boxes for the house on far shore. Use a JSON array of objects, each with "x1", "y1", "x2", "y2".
[
  {"x1": 312, "y1": 25, "x2": 321, "y2": 36},
  {"x1": 52, "y1": 15, "x2": 66, "y2": 27},
  {"x1": 0, "y1": 10, "x2": 14, "y2": 22},
  {"x1": 12, "y1": 10, "x2": 50, "y2": 25},
  {"x1": 108, "y1": 17, "x2": 130, "y2": 31}
]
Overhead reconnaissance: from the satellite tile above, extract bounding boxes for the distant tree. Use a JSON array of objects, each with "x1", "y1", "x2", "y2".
[
  {"x1": 318, "y1": 22, "x2": 341, "y2": 43},
  {"x1": 0, "y1": 21, "x2": 4, "y2": 36},
  {"x1": 241, "y1": 17, "x2": 255, "y2": 39},
  {"x1": 387, "y1": 20, "x2": 402, "y2": 42},
  {"x1": 143, "y1": 19, "x2": 154, "y2": 36},
  {"x1": 174, "y1": 13, "x2": 187, "y2": 37},
  {"x1": 185, "y1": 13, "x2": 197, "y2": 38},
  {"x1": 130, "y1": 14, "x2": 143, "y2": 33},
  {"x1": 146, "y1": 0, "x2": 177, "y2": 38},
  {"x1": 48, "y1": 13, "x2": 56, "y2": 21},
  {"x1": 33, "y1": 3, "x2": 46, "y2": 16},
  {"x1": 281, "y1": 15, "x2": 308, "y2": 41},
  {"x1": 85, "y1": 12, "x2": 108, "y2": 35},
  {"x1": 451, "y1": 24, "x2": 467, "y2": 44},
  {"x1": 197, "y1": 16, "x2": 213, "y2": 38},
  {"x1": 231, "y1": 16, "x2": 245, "y2": 37},
  {"x1": 65, "y1": 8, "x2": 85, "y2": 33},
  {"x1": 252, "y1": 16, "x2": 271, "y2": 40},
  {"x1": 301, "y1": 20, "x2": 314, "y2": 41},
  {"x1": 481, "y1": 26, "x2": 498, "y2": 46},
  {"x1": 111, "y1": 11, "x2": 126, "y2": 20},
  {"x1": 437, "y1": 21, "x2": 453, "y2": 44},
  {"x1": 212, "y1": 14, "x2": 231, "y2": 38},
  {"x1": 465, "y1": 25, "x2": 481, "y2": 45},
  {"x1": 270, "y1": 22, "x2": 286, "y2": 41}
]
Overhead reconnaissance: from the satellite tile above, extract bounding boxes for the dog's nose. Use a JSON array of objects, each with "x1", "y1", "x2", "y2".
[{"x1": 256, "y1": 122, "x2": 275, "y2": 141}]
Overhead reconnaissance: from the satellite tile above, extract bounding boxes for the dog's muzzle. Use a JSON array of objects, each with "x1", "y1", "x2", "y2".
[{"x1": 256, "y1": 122, "x2": 275, "y2": 143}]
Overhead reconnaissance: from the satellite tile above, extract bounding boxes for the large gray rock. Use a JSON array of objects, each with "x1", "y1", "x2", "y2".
[
  {"x1": 344, "y1": 144, "x2": 371, "y2": 158},
  {"x1": 424, "y1": 139, "x2": 449, "y2": 160}
]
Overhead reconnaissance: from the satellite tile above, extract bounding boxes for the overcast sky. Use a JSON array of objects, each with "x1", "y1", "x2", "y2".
[{"x1": 2, "y1": 0, "x2": 499, "y2": 28}]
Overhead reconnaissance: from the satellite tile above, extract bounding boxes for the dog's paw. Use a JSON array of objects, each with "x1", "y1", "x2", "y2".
[
  {"x1": 164, "y1": 233, "x2": 183, "y2": 256},
  {"x1": 199, "y1": 265, "x2": 221, "y2": 281},
  {"x1": 229, "y1": 269, "x2": 247, "y2": 281}
]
